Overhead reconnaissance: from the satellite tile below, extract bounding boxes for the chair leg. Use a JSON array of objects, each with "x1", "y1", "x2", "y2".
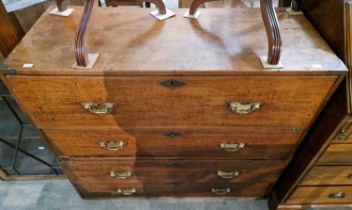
[
  {"x1": 260, "y1": 0, "x2": 282, "y2": 65},
  {"x1": 53, "y1": 0, "x2": 68, "y2": 11}
]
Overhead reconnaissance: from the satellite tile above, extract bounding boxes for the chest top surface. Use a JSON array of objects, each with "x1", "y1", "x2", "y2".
[{"x1": 3, "y1": 6, "x2": 347, "y2": 76}]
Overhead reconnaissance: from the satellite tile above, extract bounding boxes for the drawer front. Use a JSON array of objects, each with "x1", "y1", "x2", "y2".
[
  {"x1": 7, "y1": 75, "x2": 336, "y2": 129},
  {"x1": 332, "y1": 118, "x2": 352, "y2": 143},
  {"x1": 43, "y1": 128, "x2": 301, "y2": 159},
  {"x1": 61, "y1": 159, "x2": 287, "y2": 184},
  {"x1": 286, "y1": 186, "x2": 352, "y2": 205},
  {"x1": 301, "y1": 166, "x2": 352, "y2": 185},
  {"x1": 75, "y1": 181, "x2": 273, "y2": 198},
  {"x1": 318, "y1": 144, "x2": 352, "y2": 164}
]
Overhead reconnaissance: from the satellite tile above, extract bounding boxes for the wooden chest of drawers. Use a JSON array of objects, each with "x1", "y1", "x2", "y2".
[
  {"x1": 0, "y1": 4, "x2": 347, "y2": 201},
  {"x1": 268, "y1": 1, "x2": 352, "y2": 209}
]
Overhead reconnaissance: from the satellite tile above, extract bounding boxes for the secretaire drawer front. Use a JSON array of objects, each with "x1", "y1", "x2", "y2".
[
  {"x1": 61, "y1": 159, "x2": 286, "y2": 184},
  {"x1": 75, "y1": 180, "x2": 274, "y2": 198},
  {"x1": 286, "y1": 186, "x2": 352, "y2": 205},
  {"x1": 318, "y1": 144, "x2": 352, "y2": 164},
  {"x1": 43, "y1": 129, "x2": 301, "y2": 159},
  {"x1": 301, "y1": 166, "x2": 352, "y2": 185},
  {"x1": 6, "y1": 75, "x2": 336, "y2": 129}
]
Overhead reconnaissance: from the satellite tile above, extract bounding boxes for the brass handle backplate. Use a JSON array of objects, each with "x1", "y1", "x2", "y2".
[
  {"x1": 328, "y1": 192, "x2": 346, "y2": 199},
  {"x1": 229, "y1": 102, "x2": 261, "y2": 115},
  {"x1": 117, "y1": 188, "x2": 136, "y2": 196},
  {"x1": 82, "y1": 102, "x2": 115, "y2": 115},
  {"x1": 217, "y1": 170, "x2": 240, "y2": 179},
  {"x1": 219, "y1": 143, "x2": 246, "y2": 152},
  {"x1": 99, "y1": 141, "x2": 126, "y2": 151},
  {"x1": 110, "y1": 171, "x2": 132, "y2": 179},
  {"x1": 211, "y1": 188, "x2": 231, "y2": 195}
]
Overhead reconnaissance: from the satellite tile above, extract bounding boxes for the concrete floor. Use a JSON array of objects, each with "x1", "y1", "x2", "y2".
[{"x1": 0, "y1": 179, "x2": 350, "y2": 210}]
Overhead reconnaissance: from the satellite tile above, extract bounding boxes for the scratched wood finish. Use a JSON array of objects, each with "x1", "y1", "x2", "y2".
[
  {"x1": 5, "y1": 75, "x2": 337, "y2": 129},
  {"x1": 75, "y1": 180, "x2": 274, "y2": 197},
  {"x1": 43, "y1": 128, "x2": 301, "y2": 159},
  {"x1": 300, "y1": 166, "x2": 352, "y2": 186},
  {"x1": 286, "y1": 186, "x2": 352, "y2": 205},
  {"x1": 3, "y1": 7, "x2": 347, "y2": 75},
  {"x1": 61, "y1": 158, "x2": 287, "y2": 184},
  {"x1": 318, "y1": 144, "x2": 352, "y2": 164}
]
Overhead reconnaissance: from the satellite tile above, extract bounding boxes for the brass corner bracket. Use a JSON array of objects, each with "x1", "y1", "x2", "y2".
[{"x1": 0, "y1": 62, "x2": 16, "y2": 75}]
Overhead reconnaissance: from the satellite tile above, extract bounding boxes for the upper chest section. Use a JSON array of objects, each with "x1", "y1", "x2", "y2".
[{"x1": 2, "y1": 7, "x2": 347, "y2": 76}]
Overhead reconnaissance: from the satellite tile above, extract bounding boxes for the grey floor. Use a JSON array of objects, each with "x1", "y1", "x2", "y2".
[{"x1": 0, "y1": 179, "x2": 351, "y2": 210}]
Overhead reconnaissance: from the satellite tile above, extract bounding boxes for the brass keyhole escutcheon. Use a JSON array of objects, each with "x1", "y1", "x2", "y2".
[
  {"x1": 160, "y1": 79, "x2": 186, "y2": 89},
  {"x1": 163, "y1": 131, "x2": 183, "y2": 138}
]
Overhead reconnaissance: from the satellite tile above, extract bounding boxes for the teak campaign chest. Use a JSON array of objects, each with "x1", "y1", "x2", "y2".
[{"x1": 0, "y1": 3, "x2": 347, "y2": 200}]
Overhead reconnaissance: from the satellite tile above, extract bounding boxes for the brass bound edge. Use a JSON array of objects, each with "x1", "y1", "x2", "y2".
[{"x1": 0, "y1": 62, "x2": 16, "y2": 75}]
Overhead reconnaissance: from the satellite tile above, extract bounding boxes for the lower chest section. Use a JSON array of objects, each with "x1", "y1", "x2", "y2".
[
  {"x1": 62, "y1": 158, "x2": 287, "y2": 197},
  {"x1": 3, "y1": 74, "x2": 339, "y2": 198}
]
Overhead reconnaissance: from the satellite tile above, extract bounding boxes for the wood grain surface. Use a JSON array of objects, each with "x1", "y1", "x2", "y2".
[
  {"x1": 5, "y1": 75, "x2": 337, "y2": 129},
  {"x1": 75, "y1": 179, "x2": 275, "y2": 197},
  {"x1": 61, "y1": 158, "x2": 287, "y2": 184},
  {"x1": 318, "y1": 144, "x2": 352, "y2": 164},
  {"x1": 3, "y1": 7, "x2": 347, "y2": 75},
  {"x1": 268, "y1": 78, "x2": 348, "y2": 208},
  {"x1": 301, "y1": 166, "x2": 352, "y2": 186},
  {"x1": 43, "y1": 128, "x2": 301, "y2": 159},
  {"x1": 286, "y1": 186, "x2": 352, "y2": 205}
]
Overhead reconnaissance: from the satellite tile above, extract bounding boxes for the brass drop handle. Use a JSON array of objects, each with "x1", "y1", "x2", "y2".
[
  {"x1": 229, "y1": 102, "x2": 261, "y2": 115},
  {"x1": 211, "y1": 188, "x2": 231, "y2": 195},
  {"x1": 99, "y1": 141, "x2": 126, "y2": 151},
  {"x1": 110, "y1": 171, "x2": 132, "y2": 179},
  {"x1": 219, "y1": 143, "x2": 246, "y2": 152},
  {"x1": 328, "y1": 192, "x2": 346, "y2": 199},
  {"x1": 217, "y1": 170, "x2": 240, "y2": 179},
  {"x1": 82, "y1": 102, "x2": 115, "y2": 115},
  {"x1": 117, "y1": 188, "x2": 136, "y2": 196},
  {"x1": 336, "y1": 129, "x2": 348, "y2": 140}
]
